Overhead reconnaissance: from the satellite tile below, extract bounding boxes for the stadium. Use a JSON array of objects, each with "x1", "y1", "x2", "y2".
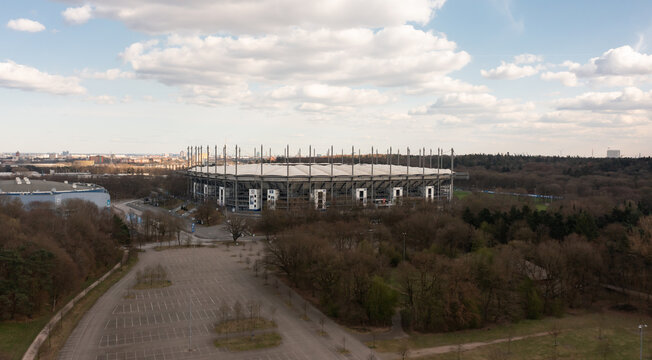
[
  {"x1": 0, "y1": 178, "x2": 110, "y2": 209},
  {"x1": 185, "y1": 145, "x2": 468, "y2": 212}
]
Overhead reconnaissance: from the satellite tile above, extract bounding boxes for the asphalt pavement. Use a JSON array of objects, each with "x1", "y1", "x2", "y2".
[{"x1": 58, "y1": 243, "x2": 373, "y2": 360}]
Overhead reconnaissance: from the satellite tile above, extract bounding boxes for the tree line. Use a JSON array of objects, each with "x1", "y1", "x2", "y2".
[
  {"x1": 0, "y1": 198, "x2": 125, "y2": 320},
  {"x1": 258, "y1": 192, "x2": 652, "y2": 332}
]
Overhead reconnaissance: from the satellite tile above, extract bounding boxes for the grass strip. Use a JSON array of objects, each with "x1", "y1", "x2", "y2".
[
  {"x1": 132, "y1": 280, "x2": 172, "y2": 290},
  {"x1": 214, "y1": 318, "x2": 276, "y2": 334},
  {"x1": 214, "y1": 331, "x2": 282, "y2": 351}
]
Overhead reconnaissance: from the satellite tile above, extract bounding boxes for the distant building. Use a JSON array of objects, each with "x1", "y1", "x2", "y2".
[
  {"x1": 607, "y1": 149, "x2": 621, "y2": 158},
  {"x1": 0, "y1": 179, "x2": 110, "y2": 209},
  {"x1": 73, "y1": 160, "x2": 95, "y2": 167}
]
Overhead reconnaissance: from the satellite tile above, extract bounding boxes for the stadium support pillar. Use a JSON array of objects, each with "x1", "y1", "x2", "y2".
[
  {"x1": 205, "y1": 145, "x2": 209, "y2": 202},
  {"x1": 260, "y1": 144, "x2": 264, "y2": 210},
  {"x1": 235, "y1": 145, "x2": 238, "y2": 212},
  {"x1": 286, "y1": 145, "x2": 290, "y2": 211},
  {"x1": 308, "y1": 145, "x2": 312, "y2": 204},
  {"x1": 351, "y1": 146, "x2": 355, "y2": 205},
  {"x1": 371, "y1": 146, "x2": 374, "y2": 203},
  {"x1": 450, "y1": 148, "x2": 455, "y2": 202},
  {"x1": 330, "y1": 145, "x2": 334, "y2": 204}
]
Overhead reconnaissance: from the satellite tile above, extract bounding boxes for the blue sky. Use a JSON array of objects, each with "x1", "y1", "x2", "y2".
[{"x1": 2, "y1": 0, "x2": 652, "y2": 156}]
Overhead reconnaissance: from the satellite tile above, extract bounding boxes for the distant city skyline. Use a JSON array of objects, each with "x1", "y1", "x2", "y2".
[{"x1": 2, "y1": 1, "x2": 652, "y2": 156}]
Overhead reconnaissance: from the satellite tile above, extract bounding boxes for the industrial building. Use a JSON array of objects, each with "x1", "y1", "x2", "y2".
[
  {"x1": 0, "y1": 178, "x2": 110, "y2": 209},
  {"x1": 185, "y1": 145, "x2": 467, "y2": 212}
]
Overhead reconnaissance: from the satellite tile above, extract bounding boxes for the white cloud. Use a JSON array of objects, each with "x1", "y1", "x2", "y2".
[
  {"x1": 546, "y1": 46, "x2": 652, "y2": 87},
  {"x1": 405, "y1": 76, "x2": 488, "y2": 95},
  {"x1": 541, "y1": 71, "x2": 578, "y2": 87},
  {"x1": 121, "y1": 26, "x2": 470, "y2": 105},
  {"x1": 514, "y1": 53, "x2": 543, "y2": 64},
  {"x1": 540, "y1": 109, "x2": 650, "y2": 128},
  {"x1": 556, "y1": 87, "x2": 652, "y2": 111},
  {"x1": 6, "y1": 18, "x2": 45, "y2": 32},
  {"x1": 0, "y1": 60, "x2": 86, "y2": 95},
  {"x1": 588, "y1": 45, "x2": 652, "y2": 75},
  {"x1": 88, "y1": 95, "x2": 117, "y2": 104},
  {"x1": 535, "y1": 87, "x2": 652, "y2": 129},
  {"x1": 269, "y1": 84, "x2": 389, "y2": 107},
  {"x1": 178, "y1": 84, "x2": 252, "y2": 106},
  {"x1": 55, "y1": 0, "x2": 446, "y2": 34},
  {"x1": 62, "y1": 5, "x2": 93, "y2": 25},
  {"x1": 409, "y1": 92, "x2": 535, "y2": 125},
  {"x1": 481, "y1": 61, "x2": 541, "y2": 80},
  {"x1": 80, "y1": 68, "x2": 135, "y2": 80}
]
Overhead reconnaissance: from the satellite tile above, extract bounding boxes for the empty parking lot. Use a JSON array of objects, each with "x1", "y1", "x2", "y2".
[{"x1": 59, "y1": 243, "x2": 371, "y2": 360}]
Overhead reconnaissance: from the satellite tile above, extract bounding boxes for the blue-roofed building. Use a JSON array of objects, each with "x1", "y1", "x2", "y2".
[{"x1": 0, "y1": 178, "x2": 110, "y2": 209}]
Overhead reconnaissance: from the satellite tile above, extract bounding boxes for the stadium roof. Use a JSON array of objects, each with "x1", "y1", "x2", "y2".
[{"x1": 189, "y1": 163, "x2": 453, "y2": 177}]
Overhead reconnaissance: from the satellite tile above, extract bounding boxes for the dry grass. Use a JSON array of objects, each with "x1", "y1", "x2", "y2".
[
  {"x1": 213, "y1": 331, "x2": 282, "y2": 351},
  {"x1": 375, "y1": 310, "x2": 652, "y2": 360},
  {"x1": 214, "y1": 318, "x2": 276, "y2": 334}
]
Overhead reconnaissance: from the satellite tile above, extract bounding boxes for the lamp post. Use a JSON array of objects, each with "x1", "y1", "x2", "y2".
[
  {"x1": 640, "y1": 324, "x2": 647, "y2": 360},
  {"x1": 402, "y1": 232, "x2": 407, "y2": 261}
]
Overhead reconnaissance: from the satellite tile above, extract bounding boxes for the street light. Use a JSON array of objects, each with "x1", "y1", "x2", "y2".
[
  {"x1": 640, "y1": 324, "x2": 647, "y2": 360},
  {"x1": 401, "y1": 232, "x2": 407, "y2": 261}
]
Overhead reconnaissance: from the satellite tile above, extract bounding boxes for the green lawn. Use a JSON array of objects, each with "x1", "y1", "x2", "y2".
[
  {"x1": 0, "y1": 268, "x2": 115, "y2": 360},
  {"x1": 0, "y1": 252, "x2": 138, "y2": 360},
  {"x1": 454, "y1": 190, "x2": 471, "y2": 200},
  {"x1": 375, "y1": 310, "x2": 652, "y2": 360},
  {"x1": 535, "y1": 203, "x2": 549, "y2": 211},
  {"x1": 0, "y1": 316, "x2": 52, "y2": 360}
]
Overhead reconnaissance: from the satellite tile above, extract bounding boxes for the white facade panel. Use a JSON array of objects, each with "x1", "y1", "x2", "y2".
[
  {"x1": 314, "y1": 189, "x2": 327, "y2": 210},
  {"x1": 218, "y1": 186, "x2": 225, "y2": 206},
  {"x1": 422, "y1": 186, "x2": 435, "y2": 201},
  {"x1": 354, "y1": 188, "x2": 368, "y2": 206},
  {"x1": 249, "y1": 189, "x2": 261, "y2": 210},
  {"x1": 391, "y1": 187, "x2": 403, "y2": 204},
  {"x1": 267, "y1": 189, "x2": 279, "y2": 210}
]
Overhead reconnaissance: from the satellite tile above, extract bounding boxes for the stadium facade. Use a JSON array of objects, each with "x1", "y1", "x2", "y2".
[
  {"x1": 185, "y1": 145, "x2": 467, "y2": 212},
  {"x1": 0, "y1": 178, "x2": 110, "y2": 209}
]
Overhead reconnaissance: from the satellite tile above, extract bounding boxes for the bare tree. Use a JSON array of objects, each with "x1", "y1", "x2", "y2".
[{"x1": 226, "y1": 215, "x2": 250, "y2": 243}]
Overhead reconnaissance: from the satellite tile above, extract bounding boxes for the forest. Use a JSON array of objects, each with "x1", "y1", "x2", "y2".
[
  {"x1": 54, "y1": 171, "x2": 187, "y2": 200},
  {"x1": 259, "y1": 155, "x2": 652, "y2": 332},
  {"x1": 0, "y1": 199, "x2": 126, "y2": 320}
]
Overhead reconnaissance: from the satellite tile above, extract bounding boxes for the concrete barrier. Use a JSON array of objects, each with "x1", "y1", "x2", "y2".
[{"x1": 21, "y1": 250, "x2": 129, "y2": 360}]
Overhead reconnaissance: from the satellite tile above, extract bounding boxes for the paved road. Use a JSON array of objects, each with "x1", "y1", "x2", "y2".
[
  {"x1": 112, "y1": 200, "x2": 259, "y2": 243},
  {"x1": 59, "y1": 243, "x2": 372, "y2": 360}
]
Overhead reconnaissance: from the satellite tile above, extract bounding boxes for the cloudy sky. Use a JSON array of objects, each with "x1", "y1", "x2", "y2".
[{"x1": 2, "y1": 0, "x2": 652, "y2": 156}]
